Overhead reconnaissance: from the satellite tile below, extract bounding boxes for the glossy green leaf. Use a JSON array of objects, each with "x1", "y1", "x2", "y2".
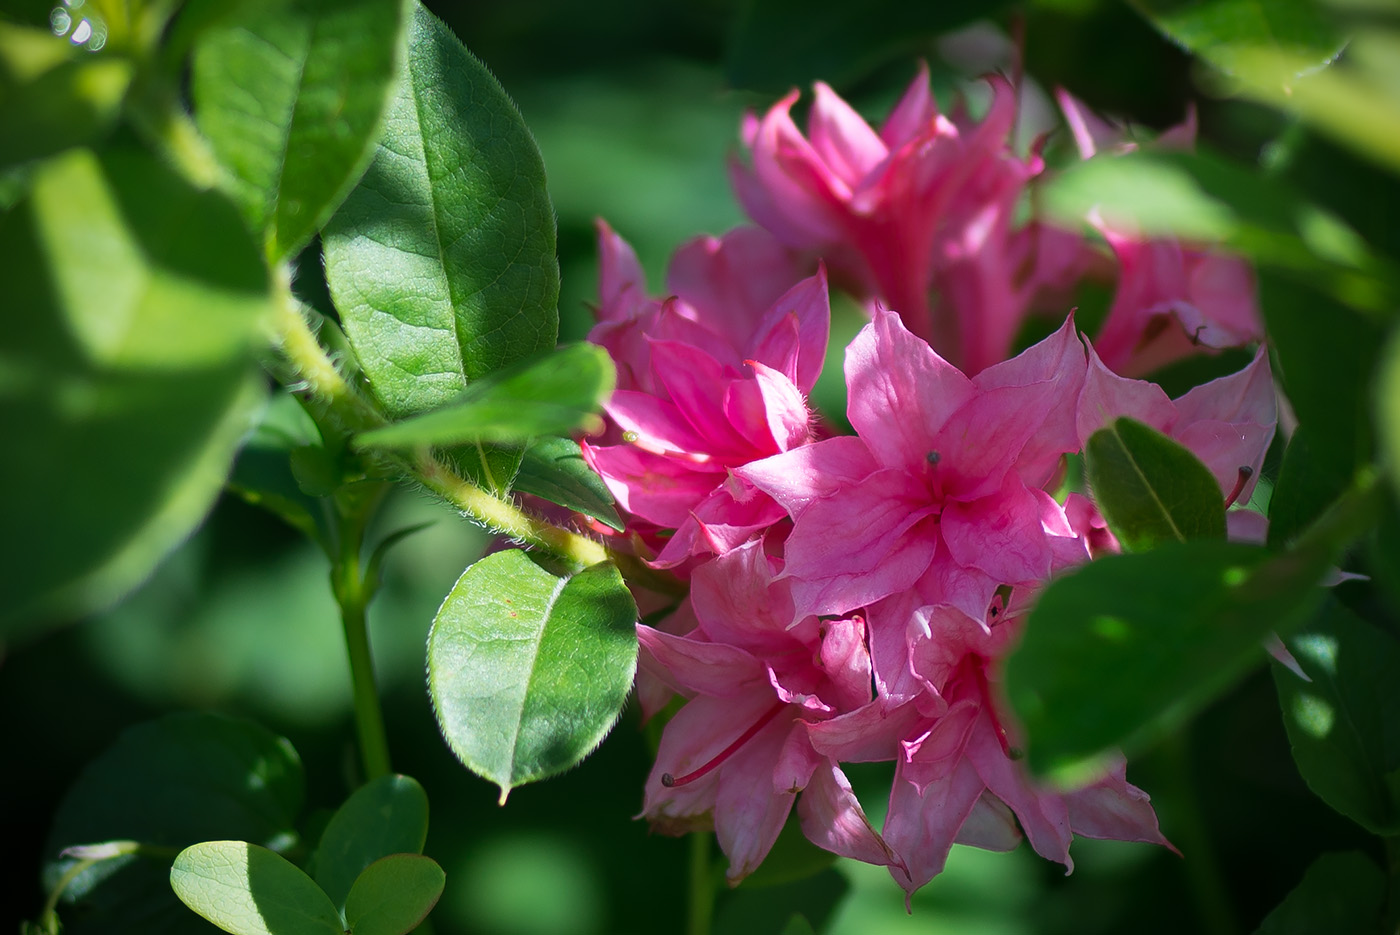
[
  {"x1": 192, "y1": 0, "x2": 404, "y2": 260},
  {"x1": 324, "y1": 1, "x2": 559, "y2": 419},
  {"x1": 1217, "y1": 31, "x2": 1400, "y2": 175},
  {"x1": 725, "y1": 0, "x2": 1012, "y2": 92},
  {"x1": 1254, "y1": 850, "x2": 1386, "y2": 935},
  {"x1": 0, "y1": 145, "x2": 271, "y2": 634},
  {"x1": 171, "y1": 842, "x2": 342, "y2": 935},
  {"x1": 44, "y1": 713, "x2": 303, "y2": 925},
  {"x1": 1133, "y1": 0, "x2": 1345, "y2": 87},
  {"x1": 1085, "y1": 417, "x2": 1226, "y2": 551},
  {"x1": 314, "y1": 775, "x2": 428, "y2": 912},
  {"x1": 514, "y1": 436, "x2": 624, "y2": 532},
  {"x1": 343, "y1": 854, "x2": 445, "y2": 935},
  {"x1": 1006, "y1": 541, "x2": 1330, "y2": 781},
  {"x1": 0, "y1": 23, "x2": 132, "y2": 168},
  {"x1": 428, "y1": 549, "x2": 638, "y2": 802},
  {"x1": 1272, "y1": 601, "x2": 1400, "y2": 835},
  {"x1": 357, "y1": 344, "x2": 613, "y2": 449}
]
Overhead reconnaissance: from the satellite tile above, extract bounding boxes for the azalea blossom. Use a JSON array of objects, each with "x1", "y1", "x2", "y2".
[
  {"x1": 582, "y1": 222, "x2": 830, "y2": 565},
  {"x1": 739, "y1": 307, "x2": 1087, "y2": 623},
  {"x1": 730, "y1": 65, "x2": 1054, "y2": 373},
  {"x1": 637, "y1": 541, "x2": 899, "y2": 883},
  {"x1": 1056, "y1": 90, "x2": 1264, "y2": 377}
]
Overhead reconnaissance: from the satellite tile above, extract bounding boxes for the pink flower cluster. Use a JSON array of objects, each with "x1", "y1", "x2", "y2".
[{"x1": 582, "y1": 66, "x2": 1276, "y2": 897}]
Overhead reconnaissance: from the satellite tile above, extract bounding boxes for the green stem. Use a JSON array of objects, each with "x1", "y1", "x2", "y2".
[
  {"x1": 272, "y1": 277, "x2": 609, "y2": 569},
  {"x1": 1161, "y1": 730, "x2": 1236, "y2": 935},
  {"x1": 687, "y1": 831, "x2": 715, "y2": 935},
  {"x1": 332, "y1": 487, "x2": 393, "y2": 782}
]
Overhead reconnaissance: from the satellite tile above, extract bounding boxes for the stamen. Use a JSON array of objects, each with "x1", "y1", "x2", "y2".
[
  {"x1": 1224, "y1": 465, "x2": 1254, "y2": 509},
  {"x1": 925, "y1": 451, "x2": 941, "y2": 465},
  {"x1": 660, "y1": 702, "x2": 788, "y2": 788},
  {"x1": 622, "y1": 430, "x2": 639, "y2": 443}
]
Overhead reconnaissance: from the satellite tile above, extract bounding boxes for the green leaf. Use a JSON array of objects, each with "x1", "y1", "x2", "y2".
[
  {"x1": 0, "y1": 145, "x2": 271, "y2": 635},
  {"x1": 428, "y1": 549, "x2": 638, "y2": 802},
  {"x1": 514, "y1": 436, "x2": 624, "y2": 532},
  {"x1": 324, "y1": 0, "x2": 559, "y2": 419},
  {"x1": 1379, "y1": 325, "x2": 1400, "y2": 500},
  {"x1": 193, "y1": 0, "x2": 404, "y2": 260},
  {"x1": 357, "y1": 344, "x2": 613, "y2": 448},
  {"x1": 725, "y1": 0, "x2": 1013, "y2": 92},
  {"x1": 779, "y1": 916, "x2": 818, "y2": 935},
  {"x1": 343, "y1": 854, "x2": 445, "y2": 935},
  {"x1": 44, "y1": 713, "x2": 303, "y2": 924},
  {"x1": 1267, "y1": 424, "x2": 1354, "y2": 549},
  {"x1": 314, "y1": 775, "x2": 428, "y2": 912},
  {"x1": 0, "y1": 22, "x2": 132, "y2": 168},
  {"x1": 1254, "y1": 850, "x2": 1386, "y2": 935},
  {"x1": 1261, "y1": 273, "x2": 1384, "y2": 468},
  {"x1": 1085, "y1": 417, "x2": 1226, "y2": 551},
  {"x1": 1005, "y1": 541, "x2": 1330, "y2": 781},
  {"x1": 1133, "y1": 0, "x2": 1346, "y2": 88},
  {"x1": 171, "y1": 842, "x2": 343, "y2": 935},
  {"x1": 1272, "y1": 600, "x2": 1400, "y2": 835}
]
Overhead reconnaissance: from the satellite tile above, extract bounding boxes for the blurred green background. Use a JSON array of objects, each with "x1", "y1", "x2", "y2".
[{"x1": 3, "y1": 0, "x2": 1389, "y2": 932}]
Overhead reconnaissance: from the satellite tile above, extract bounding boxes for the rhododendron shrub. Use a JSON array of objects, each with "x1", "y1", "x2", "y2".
[{"x1": 12, "y1": 1, "x2": 1400, "y2": 933}]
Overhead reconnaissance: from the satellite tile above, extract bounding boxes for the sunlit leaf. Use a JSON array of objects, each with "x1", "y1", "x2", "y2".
[
  {"x1": 314, "y1": 774, "x2": 428, "y2": 912},
  {"x1": 343, "y1": 854, "x2": 445, "y2": 935},
  {"x1": 171, "y1": 842, "x2": 342, "y2": 935},
  {"x1": 356, "y1": 344, "x2": 614, "y2": 449},
  {"x1": 1006, "y1": 541, "x2": 1330, "y2": 781},
  {"x1": 0, "y1": 145, "x2": 271, "y2": 635},
  {"x1": 1133, "y1": 0, "x2": 1346, "y2": 86},
  {"x1": 1085, "y1": 417, "x2": 1226, "y2": 551},
  {"x1": 324, "y1": 0, "x2": 558, "y2": 419},
  {"x1": 514, "y1": 436, "x2": 624, "y2": 532},
  {"x1": 428, "y1": 549, "x2": 637, "y2": 802},
  {"x1": 0, "y1": 23, "x2": 132, "y2": 169},
  {"x1": 193, "y1": 0, "x2": 405, "y2": 260},
  {"x1": 1271, "y1": 601, "x2": 1400, "y2": 835}
]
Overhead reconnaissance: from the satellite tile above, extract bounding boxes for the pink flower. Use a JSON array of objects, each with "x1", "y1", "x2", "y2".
[
  {"x1": 638, "y1": 541, "x2": 900, "y2": 882},
  {"x1": 583, "y1": 223, "x2": 830, "y2": 565},
  {"x1": 1056, "y1": 90, "x2": 1264, "y2": 377},
  {"x1": 882, "y1": 653, "x2": 1173, "y2": 897},
  {"x1": 730, "y1": 65, "x2": 1047, "y2": 372},
  {"x1": 739, "y1": 308, "x2": 1086, "y2": 622},
  {"x1": 1076, "y1": 342, "x2": 1277, "y2": 512}
]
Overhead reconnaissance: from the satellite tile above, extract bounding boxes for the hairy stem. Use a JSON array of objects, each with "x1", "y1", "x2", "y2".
[{"x1": 271, "y1": 275, "x2": 607, "y2": 569}]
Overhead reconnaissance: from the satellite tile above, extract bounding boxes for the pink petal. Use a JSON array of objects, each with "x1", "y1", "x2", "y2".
[
  {"x1": 1075, "y1": 341, "x2": 1175, "y2": 446},
  {"x1": 594, "y1": 218, "x2": 648, "y2": 323},
  {"x1": 1063, "y1": 754, "x2": 1177, "y2": 853},
  {"x1": 805, "y1": 698, "x2": 922, "y2": 763},
  {"x1": 884, "y1": 754, "x2": 986, "y2": 897},
  {"x1": 845, "y1": 307, "x2": 975, "y2": 471},
  {"x1": 941, "y1": 474, "x2": 1055, "y2": 585},
  {"x1": 649, "y1": 340, "x2": 752, "y2": 455},
  {"x1": 808, "y1": 82, "x2": 889, "y2": 187},
  {"x1": 880, "y1": 61, "x2": 938, "y2": 149},
  {"x1": 781, "y1": 468, "x2": 940, "y2": 619},
  {"x1": 1172, "y1": 346, "x2": 1275, "y2": 428},
  {"x1": 799, "y1": 762, "x2": 903, "y2": 869},
  {"x1": 582, "y1": 442, "x2": 723, "y2": 528},
  {"x1": 953, "y1": 792, "x2": 1023, "y2": 851},
  {"x1": 738, "y1": 435, "x2": 880, "y2": 515},
  {"x1": 637, "y1": 624, "x2": 765, "y2": 697},
  {"x1": 964, "y1": 708, "x2": 1074, "y2": 870},
  {"x1": 714, "y1": 716, "x2": 802, "y2": 884},
  {"x1": 750, "y1": 266, "x2": 832, "y2": 393},
  {"x1": 666, "y1": 225, "x2": 807, "y2": 350}
]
